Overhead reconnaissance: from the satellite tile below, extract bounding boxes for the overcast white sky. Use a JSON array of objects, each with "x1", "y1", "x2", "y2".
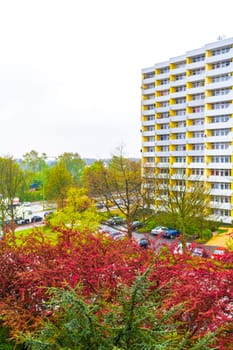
[{"x1": 0, "y1": 0, "x2": 232, "y2": 159}]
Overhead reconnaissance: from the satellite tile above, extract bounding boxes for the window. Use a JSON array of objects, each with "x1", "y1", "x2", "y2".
[
  {"x1": 147, "y1": 115, "x2": 155, "y2": 121},
  {"x1": 160, "y1": 79, "x2": 169, "y2": 85},
  {"x1": 160, "y1": 146, "x2": 169, "y2": 152},
  {"x1": 160, "y1": 134, "x2": 169, "y2": 141},
  {"x1": 175, "y1": 74, "x2": 186, "y2": 80},
  {"x1": 175, "y1": 97, "x2": 186, "y2": 104},
  {"x1": 212, "y1": 196, "x2": 230, "y2": 203},
  {"x1": 146, "y1": 94, "x2": 155, "y2": 100},
  {"x1": 160, "y1": 90, "x2": 169, "y2": 96},
  {"x1": 210, "y1": 142, "x2": 230, "y2": 150},
  {"x1": 159, "y1": 112, "x2": 170, "y2": 118},
  {"x1": 210, "y1": 169, "x2": 231, "y2": 176},
  {"x1": 192, "y1": 143, "x2": 204, "y2": 150},
  {"x1": 192, "y1": 156, "x2": 204, "y2": 163},
  {"x1": 211, "y1": 129, "x2": 229, "y2": 136},
  {"x1": 144, "y1": 72, "x2": 155, "y2": 79},
  {"x1": 176, "y1": 121, "x2": 186, "y2": 127},
  {"x1": 192, "y1": 93, "x2": 205, "y2": 100},
  {"x1": 211, "y1": 102, "x2": 230, "y2": 110},
  {"x1": 190, "y1": 68, "x2": 205, "y2": 75},
  {"x1": 192, "y1": 106, "x2": 204, "y2": 113},
  {"x1": 147, "y1": 104, "x2": 155, "y2": 110},
  {"x1": 192, "y1": 131, "x2": 204, "y2": 138},
  {"x1": 176, "y1": 145, "x2": 186, "y2": 151},
  {"x1": 175, "y1": 133, "x2": 186, "y2": 139},
  {"x1": 211, "y1": 115, "x2": 230, "y2": 123},
  {"x1": 212, "y1": 74, "x2": 231, "y2": 83},
  {"x1": 160, "y1": 157, "x2": 169, "y2": 163},
  {"x1": 147, "y1": 136, "x2": 154, "y2": 142},
  {"x1": 192, "y1": 119, "x2": 204, "y2": 125},
  {"x1": 160, "y1": 123, "x2": 169, "y2": 130},
  {"x1": 176, "y1": 85, "x2": 186, "y2": 92},
  {"x1": 211, "y1": 88, "x2": 231, "y2": 96},
  {"x1": 214, "y1": 209, "x2": 231, "y2": 216},
  {"x1": 175, "y1": 61, "x2": 186, "y2": 68},
  {"x1": 160, "y1": 67, "x2": 169, "y2": 74},
  {"x1": 212, "y1": 46, "x2": 231, "y2": 56},
  {"x1": 160, "y1": 101, "x2": 169, "y2": 107},
  {"x1": 147, "y1": 126, "x2": 155, "y2": 131},
  {"x1": 160, "y1": 168, "x2": 169, "y2": 174},
  {"x1": 211, "y1": 183, "x2": 231, "y2": 190},
  {"x1": 191, "y1": 54, "x2": 205, "y2": 62},
  {"x1": 192, "y1": 169, "x2": 204, "y2": 175},
  {"x1": 175, "y1": 156, "x2": 186, "y2": 163},
  {"x1": 211, "y1": 60, "x2": 231, "y2": 69},
  {"x1": 146, "y1": 157, "x2": 154, "y2": 162},
  {"x1": 176, "y1": 109, "x2": 186, "y2": 116},
  {"x1": 192, "y1": 80, "x2": 205, "y2": 87},
  {"x1": 144, "y1": 83, "x2": 155, "y2": 89},
  {"x1": 211, "y1": 156, "x2": 230, "y2": 163}
]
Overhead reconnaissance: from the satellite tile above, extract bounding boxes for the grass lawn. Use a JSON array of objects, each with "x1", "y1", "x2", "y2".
[{"x1": 206, "y1": 227, "x2": 233, "y2": 248}]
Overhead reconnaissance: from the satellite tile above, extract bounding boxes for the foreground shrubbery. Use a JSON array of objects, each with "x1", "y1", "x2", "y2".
[{"x1": 0, "y1": 229, "x2": 232, "y2": 349}]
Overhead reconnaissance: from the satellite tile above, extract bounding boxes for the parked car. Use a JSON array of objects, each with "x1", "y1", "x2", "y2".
[
  {"x1": 31, "y1": 215, "x2": 43, "y2": 223},
  {"x1": 138, "y1": 237, "x2": 149, "y2": 249},
  {"x1": 162, "y1": 228, "x2": 180, "y2": 239},
  {"x1": 132, "y1": 221, "x2": 143, "y2": 230},
  {"x1": 192, "y1": 247, "x2": 209, "y2": 258},
  {"x1": 151, "y1": 226, "x2": 168, "y2": 235},
  {"x1": 211, "y1": 247, "x2": 228, "y2": 261},
  {"x1": 106, "y1": 216, "x2": 125, "y2": 225}
]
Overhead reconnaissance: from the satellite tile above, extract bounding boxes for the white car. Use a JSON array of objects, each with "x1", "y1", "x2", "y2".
[{"x1": 151, "y1": 226, "x2": 168, "y2": 235}]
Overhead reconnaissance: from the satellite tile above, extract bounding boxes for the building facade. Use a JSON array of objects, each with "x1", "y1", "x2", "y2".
[{"x1": 141, "y1": 37, "x2": 233, "y2": 224}]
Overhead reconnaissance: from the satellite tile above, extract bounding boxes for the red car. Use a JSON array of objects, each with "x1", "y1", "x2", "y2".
[{"x1": 211, "y1": 247, "x2": 228, "y2": 261}]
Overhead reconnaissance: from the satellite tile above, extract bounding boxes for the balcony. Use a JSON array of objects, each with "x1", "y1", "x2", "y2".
[
  {"x1": 156, "y1": 95, "x2": 170, "y2": 102},
  {"x1": 209, "y1": 188, "x2": 232, "y2": 197},
  {"x1": 142, "y1": 87, "x2": 155, "y2": 95},
  {"x1": 187, "y1": 100, "x2": 205, "y2": 107},
  {"x1": 206, "y1": 120, "x2": 233, "y2": 129},
  {"x1": 142, "y1": 152, "x2": 156, "y2": 157},
  {"x1": 206, "y1": 78, "x2": 233, "y2": 90},
  {"x1": 142, "y1": 76, "x2": 155, "y2": 85},
  {"x1": 142, "y1": 98, "x2": 156, "y2": 106},
  {"x1": 156, "y1": 117, "x2": 170, "y2": 124},
  {"x1": 142, "y1": 141, "x2": 155, "y2": 147},
  {"x1": 205, "y1": 49, "x2": 233, "y2": 63},
  {"x1": 170, "y1": 91, "x2": 187, "y2": 99},
  {"x1": 205, "y1": 91, "x2": 233, "y2": 104},
  {"x1": 207, "y1": 176, "x2": 232, "y2": 183},
  {"x1": 156, "y1": 106, "x2": 170, "y2": 113},
  {"x1": 170, "y1": 67, "x2": 186, "y2": 75},
  {"x1": 206, "y1": 64, "x2": 233, "y2": 77},
  {"x1": 205, "y1": 148, "x2": 232, "y2": 156},
  {"x1": 186, "y1": 72, "x2": 205, "y2": 82},
  {"x1": 186, "y1": 61, "x2": 205, "y2": 70},
  {"x1": 187, "y1": 86, "x2": 205, "y2": 95},
  {"x1": 141, "y1": 131, "x2": 156, "y2": 137},
  {"x1": 155, "y1": 83, "x2": 170, "y2": 91},
  {"x1": 205, "y1": 104, "x2": 233, "y2": 116},
  {"x1": 142, "y1": 109, "x2": 156, "y2": 116},
  {"x1": 187, "y1": 111, "x2": 204, "y2": 119},
  {"x1": 170, "y1": 102, "x2": 187, "y2": 110},
  {"x1": 186, "y1": 124, "x2": 204, "y2": 132},
  {"x1": 170, "y1": 78, "x2": 187, "y2": 87},
  {"x1": 206, "y1": 162, "x2": 232, "y2": 169},
  {"x1": 205, "y1": 134, "x2": 233, "y2": 143}
]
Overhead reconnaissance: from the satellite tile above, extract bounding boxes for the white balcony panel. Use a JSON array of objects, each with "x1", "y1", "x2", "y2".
[
  {"x1": 187, "y1": 150, "x2": 204, "y2": 156},
  {"x1": 206, "y1": 91, "x2": 233, "y2": 104},
  {"x1": 187, "y1": 86, "x2": 205, "y2": 95},
  {"x1": 187, "y1": 61, "x2": 205, "y2": 70},
  {"x1": 169, "y1": 139, "x2": 186, "y2": 145},
  {"x1": 172, "y1": 163, "x2": 187, "y2": 168},
  {"x1": 155, "y1": 72, "x2": 170, "y2": 80},
  {"x1": 189, "y1": 175, "x2": 205, "y2": 181},
  {"x1": 187, "y1": 100, "x2": 205, "y2": 107},
  {"x1": 170, "y1": 102, "x2": 187, "y2": 110},
  {"x1": 155, "y1": 83, "x2": 170, "y2": 91},
  {"x1": 207, "y1": 176, "x2": 232, "y2": 183},
  {"x1": 142, "y1": 98, "x2": 156, "y2": 105},
  {"x1": 187, "y1": 125, "x2": 204, "y2": 132},
  {"x1": 170, "y1": 91, "x2": 187, "y2": 99},
  {"x1": 206, "y1": 49, "x2": 233, "y2": 63},
  {"x1": 205, "y1": 134, "x2": 232, "y2": 143},
  {"x1": 156, "y1": 129, "x2": 170, "y2": 135},
  {"x1": 142, "y1": 131, "x2": 156, "y2": 137},
  {"x1": 205, "y1": 148, "x2": 232, "y2": 156},
  {"x1": 170, "y1": 115, "x2": 187, "y2": 122},
  {"x1": 170, "y1": 126, "x2": 187, "y2": 133},
  {"x1": 142, "y1": 120, "x2": 155, "y2": 126},
  {"x1": 210, "y1": 202, "x2": 232, "y2": 210},
  {"x1": 187, "y1": 162, "x2": 205, "y2": 168},
  {"x1": 142, "y1": 77, "x2": 155, "y2": 84},
  {"x1": 157, "y1": 162, "x2": 170, "y2": 168},
  {"x1": 170, "y1": 79, "x2": 187, "y2": 87},
  {"x1": 206, "y1": 64, "x2": 233, "y2": 77},
  {"x1": 156, "y1": 151, "x2": 170, "y2": 157},
  {"x1": 170, "y1": 67, "x2": 186, "y2": 75},
  {"x1": 206, "y1": 162, "x2": 232, "y2": 169},
  {"x1": 143, "y1": 152, "x2": 156, "y2": 157},
  {"x1": 156, "y1": 95, "x2": 170, "y2": 102},
  {"x1": 142, "y1": 142, "x2": 155, "y2": 147},
  {"x1": 170, "y1": 151, "x2": 187, "y2": 156},
  {"x1": 156, "y1": 140, "x2": 170, "y2": 146},
  {"x1": 206, "y1": 120, "x2": 233, "y2": 129},
  {"x1": 205, "y1": 105, "x2": 233, "y2": 116},
  {"x1": 142, "y1": 87, "x2": 155, "y2": 95},
  {"x1": 187, "y1": 112, "x2": 205, "y2": 119},
  {"x1": 186, "y1": 137, "x2": 205, "y2": 143},
  {"x1": 143, "y1": 109, "x2": 156, "y2": 116},
  {"x1": 186, "y1": 73, "x2": 205, "y2": 82},
  {"x1": 156, "y1": 106, "x2": 170, "y2": 113},
  {"x1": 206, "y1": 79, "x2": 233, "y2": 90},
  {"x1": 156, "y1": 117, "x2": 170, "y2": 124},
  {"x1": 209, "y1": 189, "x2": 233, "y2": 196}
]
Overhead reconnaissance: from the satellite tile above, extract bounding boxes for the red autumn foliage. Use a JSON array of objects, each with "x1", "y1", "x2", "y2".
[{"x1": 0, "y1": 228, "x2": 232, "y2": 349}]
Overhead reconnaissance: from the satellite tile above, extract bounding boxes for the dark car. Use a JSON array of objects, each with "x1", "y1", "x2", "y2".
[
  {"x1": 192, "y1": 247, "x2": 209, "y2": 258},
  {"x1": 138, "y1": 237, "x2": 149, "y2": 249},
  {"x1": 132, "y1": 221, "x2": 144, "y2": 230},
  {"x1": 31, "y1": 215, "x2": 43, "y2": 223},
  {"x1": 106, "y1": 216, "x2": 125, "y2": 225},
  {"x1": 162, "y1": 228, "x2": 180, "y2": 239}
]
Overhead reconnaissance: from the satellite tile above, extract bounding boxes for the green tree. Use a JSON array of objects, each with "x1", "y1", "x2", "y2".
[
  {"x1": 22, "y1": 150, "x2": 47, "y2": 173},
  {"x1": 58, "y1": 152, "x2": 86, "y2": 186},
  {"x1": 0, "y1": 157, "x2": 24, "y2": 235},
  {"x1": 48, "y1": 188, "x2": 101, "y2": 233},
  {"x1": 44, "y1": 161, "x2": 73, "y2": 209}
]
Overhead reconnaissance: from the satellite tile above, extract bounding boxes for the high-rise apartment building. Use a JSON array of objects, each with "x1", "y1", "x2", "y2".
[{"x1": 141, "y1": 37, "x2": 233, "y2": 223}]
